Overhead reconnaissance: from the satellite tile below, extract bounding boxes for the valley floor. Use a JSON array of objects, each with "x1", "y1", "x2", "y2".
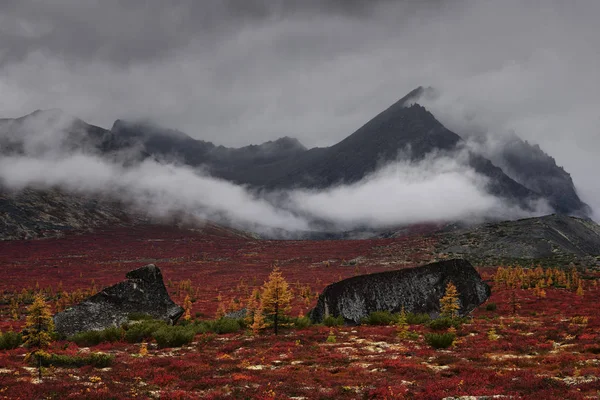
[{"x1": 1, "y1": 226, "x2": 599, "y2": 399}]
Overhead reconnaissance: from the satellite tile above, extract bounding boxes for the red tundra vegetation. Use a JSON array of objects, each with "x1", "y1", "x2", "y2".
[{"x1": 0, "y1": 224, "x2": 599, "y2": 399}]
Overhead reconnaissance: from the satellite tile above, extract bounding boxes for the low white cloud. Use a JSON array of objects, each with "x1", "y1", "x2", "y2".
[
  {"x1": 288, "y1": 155, "x2": 547, "y2": 229},
  {"x1": 0, "y1": 154, "x2": 311, "y2": 231},
  {"x1": 0, "y1": 125, "x2": 545, "y2": 234}
]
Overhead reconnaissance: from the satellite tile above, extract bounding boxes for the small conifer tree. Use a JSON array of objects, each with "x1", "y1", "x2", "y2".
[
  {"x1": 396, "y1": 307, "x2": 409, "y2": 339},
  {"x1": 245, "y1": 288, "x2": 261, "y2": 327},
  {"x1": 23, "y1": 294, "x2": 55, "y2": 381},
  {"x1": 215, "y1": 302, "x2": 227, "y2": 319},
  {"x1": 487, "y1": 328, "x2": 500, "y2": 341},
  {"x1": 183, "y1": 294, "x2": 192, "y2": 321},
  {"x1": 260, "y1": 267, "x2": 293, "y2": 335},
  {"x1": 440, "y1": 282, "x2": 460, "y2": 319},
  {"x1": 139, "y1": 342, "x2": 148, "y2": 357},
  {"x1": 509, "y1": 291, "x2": 521, "y2": 315},
  {"x1": 251, "y1": 306, "x2": 266, "y2": 335},
  {"x1": 9, "y1": 298, "x2": 19, "y2": 321},
  {"x1": 326, "y1": 328, "x2": 336, "y2": 343}
]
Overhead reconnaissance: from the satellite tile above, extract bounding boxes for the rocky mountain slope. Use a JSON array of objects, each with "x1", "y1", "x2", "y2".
[
  {"x1": 0, "y1": 188, "x2": 137, "y2": 240},
  {"x1": 434, "y1": 214, "x2": 600, "y2": 267},
  {"x1": 0, "y1": 187, "x2": 256, "y2": 241}
]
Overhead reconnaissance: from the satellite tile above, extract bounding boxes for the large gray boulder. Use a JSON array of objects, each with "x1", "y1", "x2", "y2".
[
  {"x1": 54, "y1": 264, "x2": 184, "y2": 337},
  {"x1": 310, "y1": 259, "x2": 490, "y2": 324}
]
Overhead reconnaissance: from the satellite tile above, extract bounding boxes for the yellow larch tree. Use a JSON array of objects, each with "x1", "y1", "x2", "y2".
[
  {"x1": 396, "y1": 307, "x2": 410, "y2": 339},
  {"x1": 250, "y1": 305, "x2": 267, "y2": 335},
  {"x1": 440, "y1": 282, "x2": 460, "y2": 319},
  {"x1": 260, "y1": 267, "x2": 293, "y2": 335},
  {"x1": 576, "y1": 282, "x2": 585, "y2": 297},
  {"x1": 245, "y1": 288, "x2": 261, "y2": 327},
  {"x1": 23, "y1": 294, "x2": 55, "y2": 381},
  {"x1": 183, "y1": 294, "x2": 192, "y2": 321}
]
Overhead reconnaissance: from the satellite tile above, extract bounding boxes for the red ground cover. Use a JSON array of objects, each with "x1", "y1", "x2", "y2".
[{"x1": 1, "y1": 225, "x2": 599, "y2": 399}]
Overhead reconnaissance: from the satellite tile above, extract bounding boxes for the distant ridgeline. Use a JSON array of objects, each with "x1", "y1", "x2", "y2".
[{"x1": 0, "y1": 87, "x2": 592, "y2": 239}]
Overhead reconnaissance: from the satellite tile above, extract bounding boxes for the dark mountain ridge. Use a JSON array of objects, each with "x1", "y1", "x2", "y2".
[{"x1": 0, "y1": 87, "x2": 591, "y2": 230}]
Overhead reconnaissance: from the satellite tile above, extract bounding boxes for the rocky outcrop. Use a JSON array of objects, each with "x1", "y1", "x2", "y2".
[
  {"x1": 310, "y1": 259, "x2": 490, "y2": 324},
  {"x1": 435, "y1": 214, "x2": 600, "y2": 266},
  {"x1": 54, "y1": 264, "x2": 184, "y2": 337},
  {"x1": 224, "y1": 308, "x2": 247, "y2": 320}
]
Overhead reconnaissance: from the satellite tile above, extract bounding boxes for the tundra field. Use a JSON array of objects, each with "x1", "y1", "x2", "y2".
[{"x1": 1, "y1": 225, "x2": 599, "y2": 399}]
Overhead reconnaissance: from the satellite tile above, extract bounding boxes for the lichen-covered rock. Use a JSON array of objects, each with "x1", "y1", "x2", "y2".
[
  {"x1": 54, "y1": 264, "x2": 184, "y2": 337},
  {"x1": 224, "y1": 308, "x2": 247, "y2": 320},
  {"x1": 310, "y1": 259, "x2": 490, "y2": 324}
]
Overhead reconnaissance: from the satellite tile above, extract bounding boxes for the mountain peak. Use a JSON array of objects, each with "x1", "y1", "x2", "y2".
[
  {"x1": 268, "y1": 136, "x2": 307, "y2": 151},
  {"x1": 398, "y1": 86, "x2": 439, "y2": 107},
  {"x1": 17, "y1": 108, "x2": 69, "y2": 123}
]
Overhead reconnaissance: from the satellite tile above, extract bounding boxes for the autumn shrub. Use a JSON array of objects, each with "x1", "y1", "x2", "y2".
[
  {"x1": 196, "y1": 333, "x2": 216, "y2": 346},
  {"x1": 39, "y1": 352, "x2": 114, "y2": 368},
  {"x1": 425, "y1": 332, "x2": 456, "y2": 349},
  {"x1": 406, "y1": 313, "x2": 431, "y2": 325},
  {"x1": 485, "y1": 302, "x2": 497, "y2": 311},
  {"x1": 322, "y1": 315, "x2": 344, "y2": 327},
  {"x1": 0, "y1": 330, "x2": 22, "y2": 350},
  {"x1": 364, "y1": 311, "x2": 397, "y2": 325},
  {"x1": 124, "y1": 320, "x2": 166, "y2": 343},
  {"x1": 326, "y1": 330, "x2": 336, "y2": 343},
  {"x1": 153, "y1": 325, "x2": 196, "y2": 348}
]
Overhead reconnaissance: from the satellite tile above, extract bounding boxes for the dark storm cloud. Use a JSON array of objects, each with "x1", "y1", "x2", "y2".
[
  {"x1": 0, "y1": 0, "x2": 403, "y2": 66},
  {"x1": 1, "y1": 0, "x2": 599, "y2": 219}
]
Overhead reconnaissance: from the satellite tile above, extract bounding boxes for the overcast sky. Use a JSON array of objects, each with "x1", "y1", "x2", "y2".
[{"x1": 1, "y1": 0, "x2": 599, "y2": 215}]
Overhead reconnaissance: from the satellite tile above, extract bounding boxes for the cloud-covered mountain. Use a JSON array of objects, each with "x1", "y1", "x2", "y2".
[{"x1": 0, "y1": 88, "x2": 591, "y2": 239}]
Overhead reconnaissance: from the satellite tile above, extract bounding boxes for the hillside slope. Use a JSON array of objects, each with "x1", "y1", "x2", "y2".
[
  {"x1": 435, "y1": 214, "x2": 600, "y2": 266},
  {"x1": 0, "y1": 188, "x2": 137, "y2": 240}
]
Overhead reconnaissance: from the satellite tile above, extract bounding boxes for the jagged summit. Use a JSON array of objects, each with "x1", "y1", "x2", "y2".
[
  {"x1": 21, "y1": 108, "x2": 67, "y2": 119},
  {"x1": 264, "y1": 136, "x2": 307, "y2": 151},
  {"x1": 0, "y1": 87, "x2": 591, "y2": 223}
]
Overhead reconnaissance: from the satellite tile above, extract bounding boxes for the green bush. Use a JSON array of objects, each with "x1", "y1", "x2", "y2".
[
  {"x1": 406, "y1": 313, "x2": 431, "y2": 325},
  {"x1": 102, "y1": 326, "x2": 125, "y2": 342},
  {"x1": 124, "y1": 320, "x2": 165, "y2": 343},
  {"x1": 485, "y1": 302, "x2": 497, "y2": 311},
  {"x1": 294, "y1": 316, "x2": 312, "y2": 329},
  {"x1": 153, "y1": 326, "x2": 196, "y2": 348},
  {"x1": 0, "y1": 330, "x2": 22, "y2": 350},
  {"x1": 69, "y1": 330, "x2": 103, "y2": 347},
  {"x1": 425, "y1": 332, "x2": 456, "y2": 349},
  {"x1": 40, "y1": 352, "x2": 114, "y2": 368},
  {"x1": 69, "y1": 326, "x2": 125, "y2": 347},
  {"x1": 190, "y1": 321, "x2": 212, "y2": 334},
  {"x1": 211, "y1": 318, "x2": 242, "y2": 334},
  {"x1": 428, "y1": 317, "x2": 466, "y2": 331},
  {"x1": 322, "y1": 315, "x2": 345, "y2": 327},
  {"x1": 364, "y1": 311, "x2": 397, "y2": 325}
]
